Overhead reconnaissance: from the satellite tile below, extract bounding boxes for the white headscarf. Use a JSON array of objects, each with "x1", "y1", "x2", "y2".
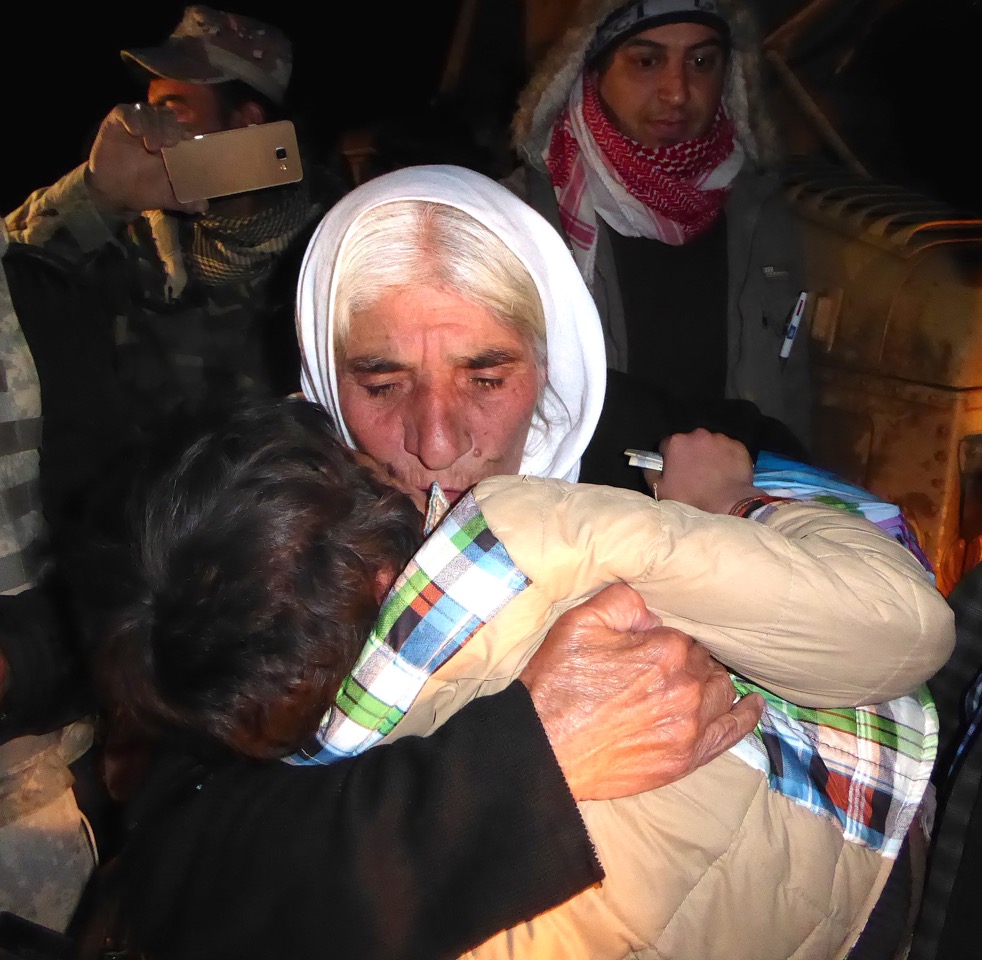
[{"x1": 295, "y1": 165, "x2": 606, "y2": 482}]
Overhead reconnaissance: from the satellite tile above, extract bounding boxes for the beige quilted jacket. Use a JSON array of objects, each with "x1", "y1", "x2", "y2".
[{"x1": 384, "y1": 475, "x2": 954, "y2": 960}]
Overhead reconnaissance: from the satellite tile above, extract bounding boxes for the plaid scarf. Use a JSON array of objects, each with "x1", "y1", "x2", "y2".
[
  {"x1": 545, "y1": 72, "x2": 744, "y2": 284},
  {"x1": 146, "y1": 181, "x2": 315, "y2": 301},
  {"x1": 730, "y1": 679, "x2": 937, "y2": 858},
  {"x1": 189, "y1": 180, "x2": 314, "y2": 286},
  {"x1": 287, "y1": 492, "x2": 530, "y2": 764}
]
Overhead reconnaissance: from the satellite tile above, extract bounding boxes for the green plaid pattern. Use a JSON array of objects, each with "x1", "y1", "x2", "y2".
[
  {"x1": 731, "y1": 678, "x2": 937, "y2": 857},
  {"x1": 287, "y1": 492, "x2": 529, "y2": 765}
]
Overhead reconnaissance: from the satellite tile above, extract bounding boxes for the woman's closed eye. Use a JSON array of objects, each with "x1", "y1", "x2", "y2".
[
  {"x1": 471, "y1": 376, "x2": 506, "y2": 391},
  {"x1": 361, "y1": 381, "x2": 401, "y2": 398}
]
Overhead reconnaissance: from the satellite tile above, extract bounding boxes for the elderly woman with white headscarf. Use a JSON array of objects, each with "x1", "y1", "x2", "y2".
[
  {"x1": 293, "y1": 165, "x2": 952, "y2": 960},
  {"x1": 296, "y1": 163, "x2": 607, "y2": 504}
]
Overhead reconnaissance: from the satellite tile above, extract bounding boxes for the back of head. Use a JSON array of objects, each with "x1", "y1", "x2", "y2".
[
  {"x1": 120, "y1": 4, "x2": 292, "y2": 107},
  {"x1": 93, "y1": 397, "x2": 422, "y2": 757}
]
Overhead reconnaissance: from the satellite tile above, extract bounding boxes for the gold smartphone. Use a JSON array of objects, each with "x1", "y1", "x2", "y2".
[{"x1": 161, "y1": 120, "x2": 304, "y2": 203}]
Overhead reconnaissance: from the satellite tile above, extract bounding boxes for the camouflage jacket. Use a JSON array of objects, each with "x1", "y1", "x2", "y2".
[
  {"x1": 0, "y1": 222, "x2": 44, "y2": 596},
  {"x1": 0, "y1": 227, "x2": 95, "y2": 929},
  {"x1": 5, "y1": 163, "x2": 343, "y2": 429},
  {"x1": 0, "y1": 238, "x2": 124, "y2": 745}
]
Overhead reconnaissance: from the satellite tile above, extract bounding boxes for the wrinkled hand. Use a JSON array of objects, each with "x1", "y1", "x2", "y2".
[
  {"x1": 86, "y1": 102, "x2": 207, "y2": 216},
  {"x1": 520, "y1": 582, "x2": 763, "y2": 800},
  {"x1": 645, "y1": 428, "x2": 762, "y2": 514}
]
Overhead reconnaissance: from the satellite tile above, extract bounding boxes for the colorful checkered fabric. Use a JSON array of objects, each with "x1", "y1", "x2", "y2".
[
  {"x1": 753, "y1": 451, "x2": 933, "y2": 578},
  {"x1": 737, "y1": 457, "x2": 939, "y2": 858},
  {"x1": 731, "y1": 679, "x2": 937, "y2": 858},
  {"x1": 286, "y1": 493, "x2": 530, "y2": 765}
]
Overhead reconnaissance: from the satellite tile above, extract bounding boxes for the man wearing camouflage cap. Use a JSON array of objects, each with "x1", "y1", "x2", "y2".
[
  {"x1": 5, "y1": 5, "x2": 345, "y2": 433},
  {"x1": 504, "y1": 0, "x2": 812, "y2": 453}
]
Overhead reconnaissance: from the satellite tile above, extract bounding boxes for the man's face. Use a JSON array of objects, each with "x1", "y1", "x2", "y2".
[
  {"x1": 337, "y1": 284, "x2": 543, "y2": 506},
  {"x1": 147, "y1": 78, "x2": 230, "y2": 135},
  {"x1": 594, "y1": 21, "x2": 726, "y2": 148}
]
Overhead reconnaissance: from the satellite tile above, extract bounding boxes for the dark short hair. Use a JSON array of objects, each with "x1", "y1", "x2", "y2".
[{"x1": 94, "y1": 396, "x2": 422, "y2": 753}]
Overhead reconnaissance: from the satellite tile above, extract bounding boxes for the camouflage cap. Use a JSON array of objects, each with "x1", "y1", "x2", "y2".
[{"x1": 121, "y1": 5, "x2": 292, "y2": 105}]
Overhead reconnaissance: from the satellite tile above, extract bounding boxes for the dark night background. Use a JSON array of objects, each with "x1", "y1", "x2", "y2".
[{"x1": 5, "y1": 0, "x2": 982, "y2": 215}]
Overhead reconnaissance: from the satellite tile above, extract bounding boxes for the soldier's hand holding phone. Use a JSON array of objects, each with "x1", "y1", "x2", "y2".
[{"x1": 85, "y1": 102, "x2": 208, "y2": 216}]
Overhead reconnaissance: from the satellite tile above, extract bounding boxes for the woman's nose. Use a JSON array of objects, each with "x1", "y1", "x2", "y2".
[{"x1": 404, "y1": 385, "x2": 471, "y2": 471}]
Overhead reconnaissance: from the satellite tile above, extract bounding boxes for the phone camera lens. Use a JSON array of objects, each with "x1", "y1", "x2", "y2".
[{"x1": 275, "y1": 147, "x2": 288, "y2": 160}]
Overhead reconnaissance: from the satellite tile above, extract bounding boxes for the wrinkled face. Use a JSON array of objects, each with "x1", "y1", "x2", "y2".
[
  {"x1": 148, "y1": 78, "x2": 229, "y2": 135},
  {"x1": 594, "y1": 21, "x2": 726, "y2": 148},
  {"x1": 337, "y1": 285, "x2": 543, "y2": 506}
]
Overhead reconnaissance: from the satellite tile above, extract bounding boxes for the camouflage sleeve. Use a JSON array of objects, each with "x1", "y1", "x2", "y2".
[{"x1": 4, "y1": 164, "x2": 125, "y2": 260}]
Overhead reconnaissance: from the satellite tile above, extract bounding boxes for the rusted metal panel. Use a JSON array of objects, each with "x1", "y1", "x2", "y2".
[
  {"x1": 811, "y1": 370, "x2": 982, "y2": 593},
  {"x1": 788, "y1": 163, "x2": 982, "y2": 592}
]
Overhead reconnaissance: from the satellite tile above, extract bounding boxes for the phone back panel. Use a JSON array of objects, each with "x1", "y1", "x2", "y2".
[{"x1": 162, "y1": 120, "x2": 304, "y2": 203}]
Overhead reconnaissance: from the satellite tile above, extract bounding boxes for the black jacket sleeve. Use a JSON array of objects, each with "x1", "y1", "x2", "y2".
[
  {"x1": 580, "y1": 368, "x2": 811, "y2": 492},
  {"x1": 120, "y1": 681, "x2": 602, "y2": 960}
]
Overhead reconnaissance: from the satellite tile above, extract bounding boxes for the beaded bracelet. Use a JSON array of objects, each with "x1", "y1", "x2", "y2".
[{"x1": 729, "y1": 494, "x2": 795, "y2": 520}]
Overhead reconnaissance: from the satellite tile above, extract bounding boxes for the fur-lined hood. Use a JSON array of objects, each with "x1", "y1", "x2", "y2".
[{"x1": 513, "y1": 0, "x2": 782, "y2": 171}]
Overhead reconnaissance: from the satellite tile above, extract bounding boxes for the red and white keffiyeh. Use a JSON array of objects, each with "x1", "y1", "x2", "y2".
[{"x1": 545, "y1": 72, "x2": 745, "y2": 284}]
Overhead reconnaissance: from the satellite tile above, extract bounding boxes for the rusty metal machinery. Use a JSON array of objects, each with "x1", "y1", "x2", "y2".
[{"x1": 786, "y1": 160, "x2": 982, "y2": 593}]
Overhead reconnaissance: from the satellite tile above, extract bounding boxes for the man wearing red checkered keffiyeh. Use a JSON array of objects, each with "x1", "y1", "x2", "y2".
[
  {"x1": 504, "y1": 0, "x2": 812, "y2": 454},
  {"x1": 546, "y1": 66, "x2": 745, "y2": 280}
]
